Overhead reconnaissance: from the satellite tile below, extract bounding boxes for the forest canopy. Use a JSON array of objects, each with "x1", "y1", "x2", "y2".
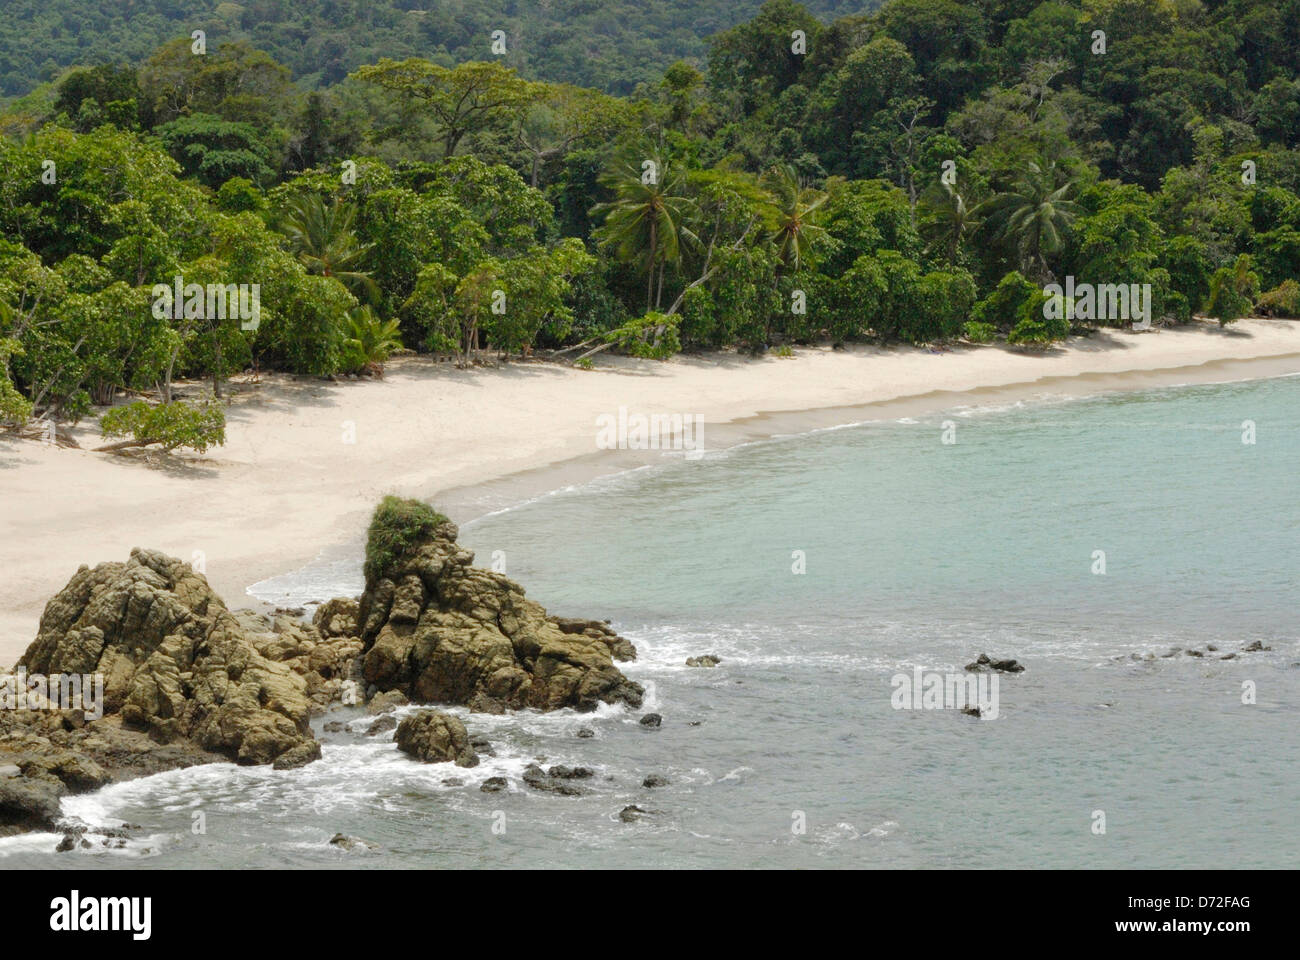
[{"x1": 3, "y1": 0, "x2": 1300, "y2": 433}]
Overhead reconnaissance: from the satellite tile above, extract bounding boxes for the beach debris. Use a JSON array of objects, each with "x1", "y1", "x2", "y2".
[{"x1": 394, "y1": 711, "x2": 479, "y2": 767}]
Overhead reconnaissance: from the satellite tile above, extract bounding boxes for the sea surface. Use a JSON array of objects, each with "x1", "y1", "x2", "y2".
[{"x1": 5, "y1": 374, "x2": 1298, "y2": 868}]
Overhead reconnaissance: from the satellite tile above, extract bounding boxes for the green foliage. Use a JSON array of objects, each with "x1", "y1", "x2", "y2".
[
  {"x1": 1206, "y1": 255, "x2": 1261, "y2": 327},
  {"x1": 1257, "y1": 280, "x2": 1300, "y2": 318},
  {"x1": 1008, "y1": 291, "x2": 1068, "y2": 346},
  {"x1": 98, "y1": 399, "x2": 226, "y2": 453},
  {"x1": 364, "y1": 495, "x2": 448, "y2": 585},
  {"x1": 962, "y1": 321, "x2": 996, "y2": 343},
  {"x1": 972, "y1": 271, "x2": 1040, "y2": 332},
  {"x1": 604, "y1": 313, "x2": 682, "y2": 360},
  {"x1": 0, "y1": 337, "x2": 33, "y2": 424},
  {"x1": 340, "y1": 306, "x2": 404, "y2": 375}
]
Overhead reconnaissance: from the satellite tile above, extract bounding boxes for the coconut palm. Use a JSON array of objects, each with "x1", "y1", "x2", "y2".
[
  {"x1": 919, "y1": 181, "x2": 977, "y2": 264},
  {"x1": 278, "y1": 194, "x2": 379, "y2": 303},
  {"x1": 761, "y1": 163, "x2": 828, "y2": 273},
  {"x1": 976, "y1": 161, "x2": 1079, "y2": 281},
  {"x1": 590, "y1": 151, "x2": 697, "y2": 310}
]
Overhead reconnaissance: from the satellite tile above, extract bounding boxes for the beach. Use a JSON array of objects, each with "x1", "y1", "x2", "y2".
[{"x1": 3, "y1": 316, "x2": 1300, "y2": 667}]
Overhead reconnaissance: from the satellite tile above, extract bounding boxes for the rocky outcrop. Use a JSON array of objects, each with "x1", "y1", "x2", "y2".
[
  {"x1": 685, "y1": 655, "x2": 722, "y2": 667},
  {"x1": 964, "y1": 653, "x2": 1025, "y2": 673},
  {"x1": 356, "y1": 511, "x2": 643, "y2": 713},
  {"x1": 394, "y1": 710, "x2": 479, "y2": 766},
  {"x1": 17, "y1": 549, "x2": 319, "y2": 767}
]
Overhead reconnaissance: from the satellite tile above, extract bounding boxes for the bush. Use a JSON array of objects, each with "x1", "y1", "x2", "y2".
[
  {"x1": 1257, "y1": 279, "x2": 1300, "y2": 318},
  {"x1": 1008, "y1": 292, "x2": 1068, "y2": 346},
  {"x1": 972, "y1": 271, "x2": 1041, "y2": 332},
  {"x1": 364, "y1": 496, "x2": 449, "y2": 584},
  {"x1": 963, "y1": 321, "x2": 996, "y2": 343},
  {"x1": 1206, "y1": 254, "x2": 1260, "y2": 326},
  {"x1": 96, "y1": 400, "x2": 225, "y2": 453}
]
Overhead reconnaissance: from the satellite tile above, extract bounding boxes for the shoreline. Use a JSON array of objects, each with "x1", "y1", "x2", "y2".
[{"x1": 3, "y1": 318, "x2": 1300, "y2": 666}]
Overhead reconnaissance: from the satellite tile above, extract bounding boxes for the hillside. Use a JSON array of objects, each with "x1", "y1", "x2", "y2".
[{"x1": 0, "y1": 0, "x2": 874, "y2": 99}]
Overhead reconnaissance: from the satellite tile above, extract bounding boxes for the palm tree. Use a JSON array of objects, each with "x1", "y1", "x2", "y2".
[
  {"x1": 590, "y1": 151, "x2": 697, "y2": 310},
  {"x1": 920, "y1": 181, "x2": 977, "y2": 264},
  {"x1": 341, "y1": 305, "x2": 404, "y2": 376},
  {"x1": 976, "y1": 162, "x2": 1080, "y2": 282},
  {"x1": 278, "y1": 194, "x2": 379, "y2": 303},
  {"x1": 761, "y1": 164, "x2": 828, "y2": 273}
]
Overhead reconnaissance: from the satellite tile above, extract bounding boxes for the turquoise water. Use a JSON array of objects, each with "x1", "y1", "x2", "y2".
[{"x1": 6, "y1": 376, "x2": 1298, "y2": 868}]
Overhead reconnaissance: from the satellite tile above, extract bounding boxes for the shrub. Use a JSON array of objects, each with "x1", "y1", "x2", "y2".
[
  {"x1": 1206, "y1": 254, "x2": 1260, "y2": 326},
  {"x1": 364, "y1": 496, "x2": 449, "y2": 584},
  {"x1": 1008, "y1": 292, "x2": 1068, "y2": 345},
  {"x1": 963, "y1": 321, "x2": 996, "y2": 343},
  {"x1": 972, "y1": 271, "x2": 1041, "y2": 332},
  {"x1": 1257, "y1": 279, "x2": 1300, "y2": 318}
]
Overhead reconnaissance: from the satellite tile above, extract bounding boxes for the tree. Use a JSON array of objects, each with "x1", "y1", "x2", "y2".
[
  {"x1": 352, "y1": 59, "x2": 536, "y2": 159},
  {"x1": 95, "y1": 399, "x2": 226, "y2": 454},
  {"x1": 591, "y1": 151, "x2": 698, "y2": 310},
  {"x1": 762, "y1": 164, "x2": 828, "y2": 272},
  {"x1": 276, "y1": 195, "x2": 378, "y2": 303},
  {"x1": 977, "y1": 161, "x2": 1080, "y2": 281},
  {"x1": 1206, "y1": 254, "x2": 1260, "y2": 326}
]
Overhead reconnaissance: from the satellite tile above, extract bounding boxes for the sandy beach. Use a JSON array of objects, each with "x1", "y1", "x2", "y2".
[{"x1": 3, "y1": 317, "x2": 1299, "y2": 666}]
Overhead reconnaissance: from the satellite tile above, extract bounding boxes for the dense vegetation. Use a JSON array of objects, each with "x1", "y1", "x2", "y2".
[
  {"x1": 2, "y1": 0, "x2": 1299, "y2": 436},
  {"x1": 0, "y1": 0, "x2": 866, "y2": 100}
]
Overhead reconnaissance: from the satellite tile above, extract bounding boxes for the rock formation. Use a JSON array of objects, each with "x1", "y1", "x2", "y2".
[
  {"x1": 1, "y1": 497, "x2": 644, "y2": 836},
  {"x1": 355, "y1": 500, "x2": 643, "y2": 713},
  {"x1": 18, "y1": 549, "x2": 320, "y2": 766},
  {"x1": 394, "y1": 710, "x2": 479, "y2": 766}
]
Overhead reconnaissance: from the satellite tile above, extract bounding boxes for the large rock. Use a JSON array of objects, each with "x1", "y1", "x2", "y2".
[
  {"x1": 355, "y1": 513, "x2": 643, "y2": 713},
  {"x1": 18, "y1": 549, "x2": 319, "y2": 767},
  {"x1": 394, "y1": 710, "x2": 478, "y2": 767}
]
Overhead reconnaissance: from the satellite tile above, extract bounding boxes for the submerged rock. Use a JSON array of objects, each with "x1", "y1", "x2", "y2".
[
  {"x1": 964, "y1": 653, "x2": 1025, "y2": 673},
  {"x1": 642, "y1": 774, "x2": 670, "y2": 787},
  {"x1": 394, "y1": 710, "x2": 479, "y2": 767},
  {"x1": 685, "y1": 655, "x2": 722, "y2": 668},
  {"x1": 639, "y1": 713, "x2": 662, "y2": 728},
  {"x1": 366, "y1": 715, "x2": 397, "y2": 737},
  {"x1": 619, "y1": 804, "x2": 650, "y2": 822},
  {"x1": 480, "y1": 776, "x2": 508, "y2": 793}
]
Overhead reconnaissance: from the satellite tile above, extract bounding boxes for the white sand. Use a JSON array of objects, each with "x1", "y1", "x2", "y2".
[{"x1": 3, "y1": 317, "x2": 1300, "y2": 665}]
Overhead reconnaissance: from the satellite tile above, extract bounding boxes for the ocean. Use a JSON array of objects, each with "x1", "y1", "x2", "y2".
[{"x1": 4, "y1": 374, "x2": 1297, "y2": 868}]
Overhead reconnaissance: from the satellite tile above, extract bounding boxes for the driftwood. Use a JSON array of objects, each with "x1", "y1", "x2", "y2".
[{"x1": 5, "y1": 421, "x2": 80, "y2": 448}]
